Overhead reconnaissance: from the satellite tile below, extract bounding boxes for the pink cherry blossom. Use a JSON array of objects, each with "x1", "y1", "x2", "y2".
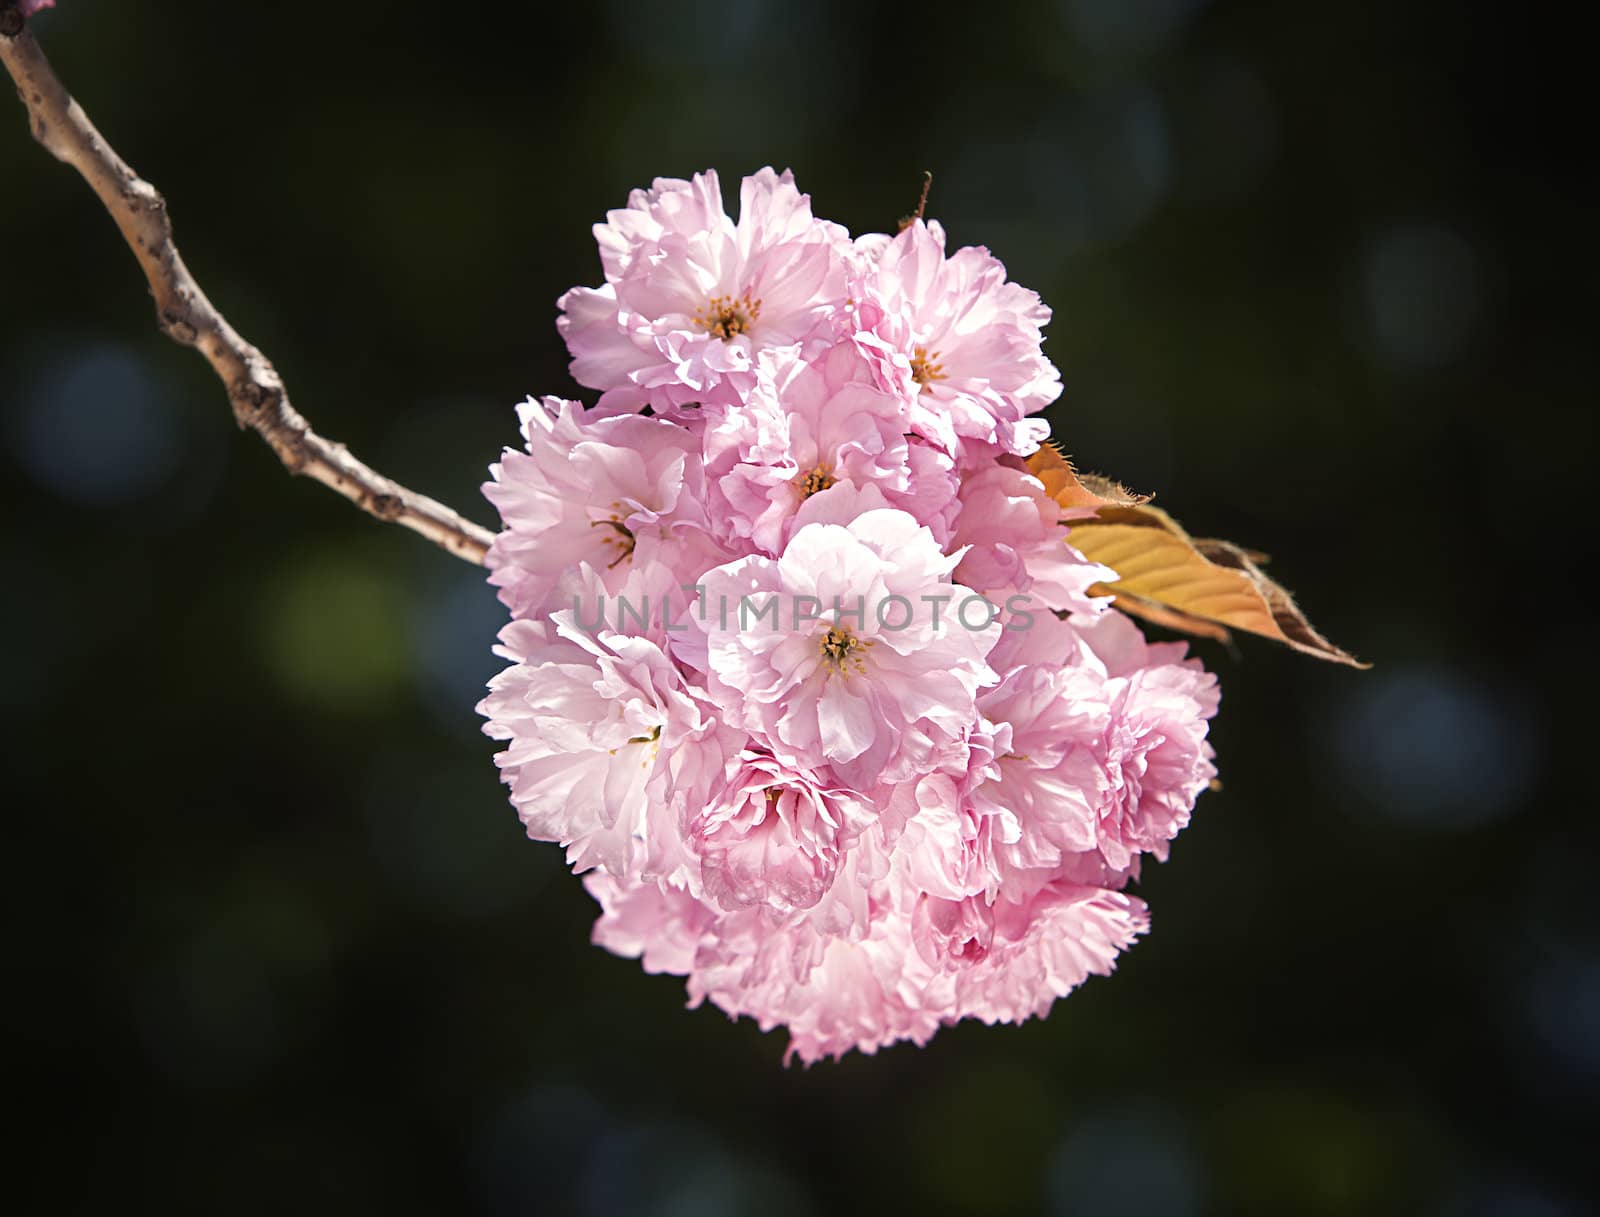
[
  {"x1": 971, "y1": 612, "x2": 1111, "y2": 874},
  {"x1": 1074, "y1": 609, "x2": 1222, "y2": 868},
  {"x1": 849, "y1": 219, "x2": 1059, "y2": 456},
  {"x1": 704, "y1": 343, "x2": 960, "y2": 554},
  {"x1": 558, "y1": 168, "x2": 849, "y2": 409},
  {"x1": 691, "y1": 750, "x2": 874, "y2": 917},
  {"x1": 691, "y1": 508, "x2": 1001, "y2": 788},
  {"x1": 482, "y1": 167, "x2": 1224, "y2": 1062},
  {"x1": 479, "y1": 616, "x2": 735, "y2": 884},
  {"x1": 951, "y1": 460, "x2": 1115, "y2": 616},
  {"x1": 483, "y1": 396, "x2": 729, "y2": 619},
  {"x1": 941, "y1": 882, "x2": 1150, "y2": 1025},
  {"x1": 687, "y1": 903, "x2": 942, "y2": 1064}
]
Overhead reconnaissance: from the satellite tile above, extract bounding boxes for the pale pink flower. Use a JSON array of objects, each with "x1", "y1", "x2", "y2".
[
  {"x1": 689, "y1": 908, "x2": 942, "y2": 1064},
  {"x1": 951, "y1": 461, "x2": 1115, "y2": 616},
  {"x1": 689, "y1": 508, "x2": 1001, "y2": 788},
  {"x1": 584, "y1": 871, "x2": 715, "y2": 978},
  {"x1": 483, "y1": 397, "x2": 728, "y2": 619},
  {"x1": 862, "y1": 791, "x2": 1149, "y2": 1035},
  {"x1": 704, "y1": 343, "x2": 959, "y2": 553},
  {"x1": 850, "y1": 219, "x2": 1059, "y2": 456},
  {"x1": 891, "y1": 771, "x2": 998, "y2": 905},
  {"x1": 479, "y1": 617, "x2": 735, "y2": 884},
  {"x1": 558, "y1": 169, "x2": 849, "y2": 408},
  {"x1": 554, "y1": 556, "x2": 706, "y2": 652},
  {"x1": 971, "y1": 612, "x2": 1110, "y2": 873},
  {"x1": 1074, "y1": 610, "x2": 1222, "y2": 868},
  {"x1": 19, "y1": 1, "x2": 56, "y2": 17},
  {"x1": 691, "y1": 750, "x2": 874, "y2": 917},
  {"x1": 942, "y1": 882, "x2": 1149, "y2": 1025},
  {"x1": 666, "y1": 831, "x2": 944, "y2": 1063}
]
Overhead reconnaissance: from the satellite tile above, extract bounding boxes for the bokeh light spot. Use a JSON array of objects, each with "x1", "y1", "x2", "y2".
[
  {"x1": 410, "y1": 567, "x2": 509, "y2": 736},
  {"x1": 1062, "y1": 0, "x2": 1209, "y2": 60},
  {"x1": 1025, "y1": 86, "x2": 1174, "y2": 256},
  {"x1": 1362, "y1": 222, "x2": 1488, "y2": 369},
  {"x1": 9, "y1": 339, "x2": 184, "y2": 505},
  {"x1": 1329, "y1": 664, "x2": 1542, "y2": 829},
  {"x1": 1524, "y1": 949, "x2": 1600, "y2": 1081},
  {"x1": 605, "y1": 0, "x2": 779, "y2": 68},
  {"x1": 260, "y1": 551, "x2": 410, "y2": 712},
  {"x1": 578, "y1": 1119, "x2": 813, "y2": 1217},
  {"x1": 1048, "y1": 1102, "x2": 1202, "y2": 1217}
]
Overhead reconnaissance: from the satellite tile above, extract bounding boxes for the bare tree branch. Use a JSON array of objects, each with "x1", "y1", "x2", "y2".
[{"x1": 0, "y1": 16, "x2": 496, "y2": 565}]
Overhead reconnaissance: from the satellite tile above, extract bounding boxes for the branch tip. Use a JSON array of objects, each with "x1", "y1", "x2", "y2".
[
  {"x1": 896, "y1": 170, "x2": 934, "y2": 232},
  {"x1": 0, "y1": 23, "x2": 496, "y2": 566}
]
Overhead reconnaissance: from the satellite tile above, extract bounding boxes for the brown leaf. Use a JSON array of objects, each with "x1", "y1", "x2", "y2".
[
  {"x1": 1108, "y1": 594, "x2": 1235, "y2": 644},
  {"x1": 1025, "y1": 447, "x2": 1368, "y2": 668},
  {"x1": 1026, "y1": 443, "x2": 1147, "y2": 515}
]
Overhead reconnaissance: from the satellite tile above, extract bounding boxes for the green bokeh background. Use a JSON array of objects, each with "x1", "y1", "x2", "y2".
[{"x1": 2, "y1": 1, "x2": 1592, "y2": 1213}]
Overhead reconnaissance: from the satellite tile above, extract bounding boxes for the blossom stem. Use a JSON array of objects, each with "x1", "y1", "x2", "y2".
[{"x1": 0, "y1": 18, "x2": 496, "y2": 565}]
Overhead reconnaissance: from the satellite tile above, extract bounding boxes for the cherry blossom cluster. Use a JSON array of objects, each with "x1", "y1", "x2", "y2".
[{"x1": 479, "y1": 169, "x2": 1219, "y2": 1062}]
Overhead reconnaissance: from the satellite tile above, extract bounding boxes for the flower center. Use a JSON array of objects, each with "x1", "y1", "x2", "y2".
[
  {"x1": 590, "y1": 511, "x2": 635, "y2": 569},
  {"x1": 794, "y1": 463, "x2": 836, "y2": 499},
  {"x1": 694, "y1": 292, "x2": 762, "y2": 339},
  {"x1": 910, "y1": 345, "x2": 946, "y2": 388},
  {"x1": 819, "y1": 624, "x2": 872, "y2": 676},
  {"x1": 614, "y1": 723, "x2": 661, "y2": 769}
]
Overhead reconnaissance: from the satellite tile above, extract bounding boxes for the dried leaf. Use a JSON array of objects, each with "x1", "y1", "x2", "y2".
[
  {"x1": 1109, "y1": 594, "x2": 1234, "y2": 644},
  {"x1": 1026, "y1": 446, "x2": 1368, "y2": 668},
  {"x1": 1026, "y1": 443, "x2": 1147, "y2": 515}
]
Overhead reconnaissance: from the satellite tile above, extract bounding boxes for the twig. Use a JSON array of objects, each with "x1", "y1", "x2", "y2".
[
  {"x1": 896, "y1": 170, "x2": 934, "y2": 233},
  {"x1": 0, "y1": 16, "x2": 495, "y2": 565}
]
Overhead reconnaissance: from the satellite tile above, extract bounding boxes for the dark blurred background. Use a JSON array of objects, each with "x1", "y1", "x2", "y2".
[{"x1": 3, "y1": 1, "x2": 1594, "y2": 1213}]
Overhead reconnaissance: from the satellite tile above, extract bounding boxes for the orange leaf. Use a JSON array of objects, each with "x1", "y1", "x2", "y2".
[
  {"x1": 1026, "y1": 446, "x2": 1368, "y2": 668},
  {"x1": 1026, "y1": 443, "x2": 1147, "y2": 516}
]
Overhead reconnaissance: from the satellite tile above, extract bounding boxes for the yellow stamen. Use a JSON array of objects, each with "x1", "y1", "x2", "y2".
[
  {"x1": 590, "y1": 512, "x2": 635, "y2": 569},
  {"x1": 623, "y1": 724, "x2": 661, "y2": 769},
  {"x1": 692, "y1": 291, "x2": 762, "y2": 339},
  {"x1": 819, "y1": 624, "x2": 873, "y2": 677},
  {"x1": 795, "y1": 464, "x2": 836, "y2": 499},
  {"x1": 910, "y1": 345, "x2": 946, "y2": 388}
]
